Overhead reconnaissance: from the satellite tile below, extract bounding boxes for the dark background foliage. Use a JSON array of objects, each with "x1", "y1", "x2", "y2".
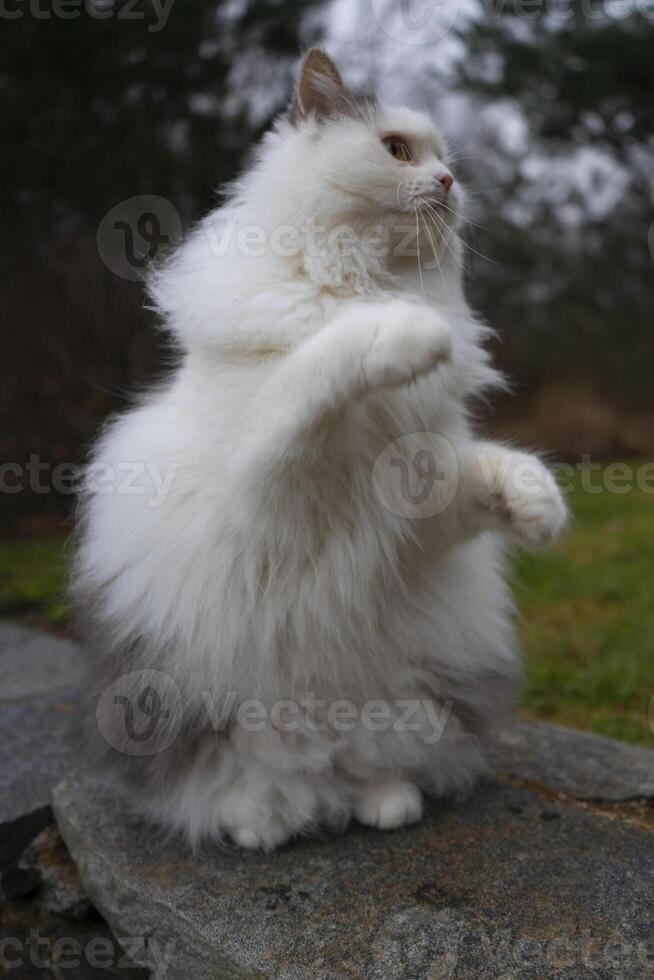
[{"x1": 2, "y1": 0, "x2": 653, "y2": 530}]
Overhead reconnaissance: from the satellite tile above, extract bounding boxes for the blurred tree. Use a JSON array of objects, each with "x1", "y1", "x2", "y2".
[
  {"x1": 2, "y1": 1, "x2": 653, "y2": 530},
  {"x1": 0, "y1": 0, "x2": 325, "y2": 528},
  {"x1": 454, "y1": 8, "x2": 654, "y2": 416},
  {"x1": 2, "y1": 0, "x2": 322, "y2": 229}
]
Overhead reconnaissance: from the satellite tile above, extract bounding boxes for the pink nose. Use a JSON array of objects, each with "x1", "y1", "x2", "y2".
[{"x1": 439, "y1": 171, "x2": 454, "y2": 192}]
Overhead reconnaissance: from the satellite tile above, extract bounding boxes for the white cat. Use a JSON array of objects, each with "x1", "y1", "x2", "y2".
[{"x1": 73, "y1": 49, "x2": 567, "y2": 850}]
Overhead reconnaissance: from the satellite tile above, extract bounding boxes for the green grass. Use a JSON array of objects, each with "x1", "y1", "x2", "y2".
[
  {"x1": 1, "y1": 461, "x2": 653, "y2": 745},
  {"x1": 0, "y1": 534, "x2": 71, "y2": 625},
  {"x1": 513, "y1": 460, "x2": 654, "y2": 747}
]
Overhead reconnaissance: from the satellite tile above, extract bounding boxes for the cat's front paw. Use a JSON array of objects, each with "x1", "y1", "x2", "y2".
[
  {"x1": 475, "y1": 451, "x2": 568, "y2": 549},
  {"x1": 362, "y1": 301, "x2": 452, "y2": 392}
]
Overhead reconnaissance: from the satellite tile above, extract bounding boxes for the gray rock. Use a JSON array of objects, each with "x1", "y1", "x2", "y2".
[
  {"x1": 3, "y1": 621, "x2": 649, "y2": 978},
  {"x1": 0, "y1": 622, "x2": 85, "y2": 701},
  {"x1": 491, "y1": 718, "x2": 654, "y2": 800},
  {"x1": 19, "y1": 823, "x2": 92, "y2": 918},
  {"x1": 0, "y1": 623, "x2": 85, "y2": 822},
  {"x1": 54, "y1": 752, "x2": 654, "y2": 980}
]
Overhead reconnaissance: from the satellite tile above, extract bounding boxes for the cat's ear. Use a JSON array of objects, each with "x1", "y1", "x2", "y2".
[{"x1": 293, "y1": 49, "x2": 355, "y2": 124}]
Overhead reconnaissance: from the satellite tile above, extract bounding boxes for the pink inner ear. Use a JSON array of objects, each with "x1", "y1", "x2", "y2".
[
  {"x1": 296, "y1": 50, "x2": 353, "y2": 123},
  {"x1": 301, "y1": 49, "x2": 344, "y2": 90}
]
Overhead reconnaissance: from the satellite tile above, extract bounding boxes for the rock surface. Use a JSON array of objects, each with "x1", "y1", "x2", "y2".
[
  {"x1": 490, "y1": 718, "x2": 654, "y2": 800},
  {"x1": 0, "y1": 627, "x2": 149, "y2": 977},
  {"x1": 54, "y1": 725, "x2": 654, "y2": 980},
  {"x1": 18, "y1": 823, "x2": 92, "y2": 918},
  {"x1": 0, "y1": 623, "x2": 85, "y2": 822},
  {"x1": 3, "y1": 623, "x2": 653, "y2": 978}
]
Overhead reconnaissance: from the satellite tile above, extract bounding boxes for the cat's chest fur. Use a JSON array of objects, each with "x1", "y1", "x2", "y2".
[{"x1": 226, "y1": 379, "x2": 460, "y2": 613}]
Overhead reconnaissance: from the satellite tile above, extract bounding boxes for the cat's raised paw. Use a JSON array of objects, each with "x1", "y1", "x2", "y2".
[
  {"x1": 506, "y1": 479, "x2": 568, "y2": 548},
  {"x1": 363, "y1": 301, "x2": 452, "y2": 392},
  {"x1": 475, "y1": 452, "x2": 568, "y2": 549},
  {"x1": 354, "y1": 780, "x2": 423, "y2": 831}
]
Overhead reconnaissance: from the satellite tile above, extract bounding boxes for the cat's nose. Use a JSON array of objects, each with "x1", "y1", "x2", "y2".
[{"x1": 438, "y1": 170, "x2": 454, "y2": 192}]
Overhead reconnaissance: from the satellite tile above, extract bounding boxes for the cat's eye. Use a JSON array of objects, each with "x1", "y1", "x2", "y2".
[{"x1": 382, "y1": 136, "x2": 413, "y2": 163}]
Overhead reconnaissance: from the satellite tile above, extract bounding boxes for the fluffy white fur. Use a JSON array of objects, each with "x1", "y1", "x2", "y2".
[{"x1": 73, "y1": 50, "x2": 567, "y2": 850}]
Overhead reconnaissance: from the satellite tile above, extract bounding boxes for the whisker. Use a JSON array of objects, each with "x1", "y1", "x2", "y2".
[
  {"x1": 414, "y1": 208, "x2": 426, "y2": 299},
  {"x1": 420, "y1": 213, "x2": 440, "y2": 270},
  {"x1": 418, "y1": 206, "x2": 450, "y2": 297},
  {"x1": 420, "y1": 202, "x2": 463, "y2": 275},
  {"x1": 423, "y1": 199, "x2": 491, "y2": 233},
  {"x1": 444, "y1": 154, "x2": 475, "y2": 165},
  {"x1": 425, "y1": 204, "x2": 497, "y2": 267},
  {"x1": 459, "y1": 198, "x2": 502, "y2": 219},
  {"x1": 465, "y1": 187, "x2": 510, "y2": 196}
]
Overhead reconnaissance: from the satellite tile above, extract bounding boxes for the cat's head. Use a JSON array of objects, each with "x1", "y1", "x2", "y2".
[{"x1": 286, "y1": 49, "x2": 463, "y2": 234}]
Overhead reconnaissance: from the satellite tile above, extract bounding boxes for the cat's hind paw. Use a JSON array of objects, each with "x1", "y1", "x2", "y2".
[
  {"x1": 221, "y1": 785, "x2": 295, "y2": 851},
  {"x1": 354, "y1": 780, "x2": 423, "y2": 831},
  {"x1": 228, "y1": 822, "x2": 292, "y2": 851}
]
